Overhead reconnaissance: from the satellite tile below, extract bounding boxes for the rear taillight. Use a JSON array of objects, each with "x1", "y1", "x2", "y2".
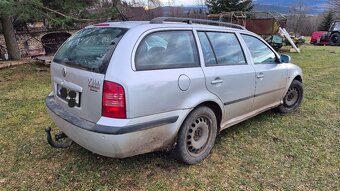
[{"x1": 102, "y1": 81, "x2": 126, "y2": 119}]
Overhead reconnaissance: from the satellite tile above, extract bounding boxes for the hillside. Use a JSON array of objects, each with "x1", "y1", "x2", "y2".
[
  {"x1": 255, "y1": 0, "x2": 327, "y2": 6},
  {"x1": 254, "y1": 0, "x2": 328, "y2": 14}
]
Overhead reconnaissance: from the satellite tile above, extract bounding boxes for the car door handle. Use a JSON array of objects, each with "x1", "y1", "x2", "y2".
[
  {"x1": 211, "y1": 78, "x2": 223, "y2": 85},
  {"x1": 257, "y1": 73, "x2": 264, "y2": 79}
]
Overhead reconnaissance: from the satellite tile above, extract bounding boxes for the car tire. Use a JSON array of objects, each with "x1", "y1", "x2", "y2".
[
  {"x1": 276, "y1": 80, "x2": 303, "y2": 113},
  {"x1": 330, "y1": 33, "x2": 340, "y2": 46},
  {"x1": 172, "y1": 106, "x2": 217, "y2": 164}
]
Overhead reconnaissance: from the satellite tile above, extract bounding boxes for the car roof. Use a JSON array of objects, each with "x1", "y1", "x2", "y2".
[
  {"x1": 87, "y1": 19, "x2": 246, "y2": 32},
  {"x1": 86, "y1": 21, "x2": 148, "y2": 29},
  {"x1": 84, "y1": 19, "x2": 262, "y2": 42}
]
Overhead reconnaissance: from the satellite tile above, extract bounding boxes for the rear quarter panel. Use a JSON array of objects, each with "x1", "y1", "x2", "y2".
[{"x1": 105, "y1": 26, "x2": 224, "y2": 119}]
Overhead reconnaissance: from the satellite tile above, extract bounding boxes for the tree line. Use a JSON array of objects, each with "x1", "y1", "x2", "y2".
[
  {"x1": 0, "y1": 0, "x2": 121, "y2": 60},
  {"x1": 1, "y1": 0, "x2": 339, "y2": 60},
  {"x1": 286, "y1": 0, "x2": 340, "y2": 36}
]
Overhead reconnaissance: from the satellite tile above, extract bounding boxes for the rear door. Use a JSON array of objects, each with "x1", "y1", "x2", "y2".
[
  {"x1": 128, "y1": 29, "x2": 206, "y2": 118},
  {"x1": 240, "y1": 34, "x2": 287, "y2": 111},
  {"x1": 51, "y1": 27, "x2": 126, "y2": 122},
  {"x1": 197, "y1": 31, "x2": 256, "y2": 122}
]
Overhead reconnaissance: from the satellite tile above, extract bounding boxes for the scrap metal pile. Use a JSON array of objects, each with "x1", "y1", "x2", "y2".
[{"x1": 208, "y1": 11, "x2": 302, "y2": 52}]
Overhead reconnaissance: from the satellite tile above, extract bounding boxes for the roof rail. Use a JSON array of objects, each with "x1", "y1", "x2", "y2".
[{"x1": 150, "y1": 17, "x2": 246, "y2": 30}]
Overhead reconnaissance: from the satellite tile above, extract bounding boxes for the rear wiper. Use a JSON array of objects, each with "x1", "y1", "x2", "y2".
[
  {"x1": 64, "y1": 60, "x2": 78, "y2": 66},
  {"x1": 63, "y1": 60, "x2": 96, "y2": 72}
]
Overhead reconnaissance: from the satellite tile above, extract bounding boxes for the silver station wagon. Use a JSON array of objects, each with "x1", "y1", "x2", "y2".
[{"x1": 45, "y1": 17, "x2": 303, "y2": 164}]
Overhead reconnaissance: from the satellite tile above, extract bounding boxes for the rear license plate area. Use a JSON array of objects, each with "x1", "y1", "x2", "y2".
[{"x1": 57, "y1": 84, "x2": 81, "y2": 107}]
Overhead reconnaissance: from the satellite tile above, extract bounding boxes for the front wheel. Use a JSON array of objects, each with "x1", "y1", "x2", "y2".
[
  {"x1": 330, "y1": 33, "x2": 340, "y2": 46},
  {"x1": 172, "y1": 106, "x2": 217, "y2": 164},
  {"x1": 276, "y1": 80, "x2": 303, "y2": 113}
]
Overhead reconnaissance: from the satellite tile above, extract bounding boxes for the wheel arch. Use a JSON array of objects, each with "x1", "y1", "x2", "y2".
[
  {"x1": 285, "y1": 75, "x2": 303, "y2": 95},
  {"x1": 331, "y1": 31, "x2": 340, "y2": 35},
  {"x1": 194, "y1": 101, "x2": 223, "y2": 132},
  {"x1": 170, "y1": 99, "x2": 223, "y2": 151},
  {"x1": 293, "y1": 75, "x2": 302, "y2": 83},
  {"x1": 176, "y1": 99, "x2": 224, "y2": 136},
  {"x1": 282, "y1": 65, "x2": 303, "y2": 101}
]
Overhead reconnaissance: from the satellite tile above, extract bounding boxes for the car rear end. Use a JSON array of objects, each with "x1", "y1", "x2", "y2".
[{"x1": 45, "y1": 23, "x2": 185, "y2": 158}]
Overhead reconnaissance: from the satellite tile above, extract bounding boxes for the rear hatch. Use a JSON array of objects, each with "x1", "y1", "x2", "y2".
[{"x1": 51, "y1": 26, "x2": 127, "y2": 123}]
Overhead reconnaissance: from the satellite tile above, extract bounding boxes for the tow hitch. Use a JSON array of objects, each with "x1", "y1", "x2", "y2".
[{"x1": 45, "y1": 127, "x2": 73, "y2": 148}]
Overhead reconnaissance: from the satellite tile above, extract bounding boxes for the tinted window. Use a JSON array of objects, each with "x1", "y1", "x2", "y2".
[
  {"x1": 54, "y1": 28, "x2": 127, "y2": 73},
  {"x1": 205, "y1": 32, "x2": 246, "y2": 65},
  {"x1": 241, "y1": 34, "x2": 277, "y2": 64},
  {"x1": 198, "y1": 32, "x2": 217, "y2": 66},
  {"x1": 135, "y1": 31, "x2": 199, "y2": 70}
]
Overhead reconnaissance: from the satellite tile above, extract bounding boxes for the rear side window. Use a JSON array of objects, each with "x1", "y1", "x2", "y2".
[
  {"x1": 53, "y1": 27, "x2": 127, "y2": 73},
  {"x1": 135, "y1": 31, "x2": 199, "y2": 70},
  {"x1": 241, "y1": 34, "x2": 277, "y2": 64},
  {"x1": 204, "y1": 32, "x2": 246, "y2": 66},
  {"x1": 197, "y1": 32, "x2": 217, "y2": 66}
]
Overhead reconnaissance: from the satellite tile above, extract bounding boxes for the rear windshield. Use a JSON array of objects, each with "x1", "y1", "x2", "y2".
[{"x1": 53, "y1": 27, "x2": 127, "y2": 73}]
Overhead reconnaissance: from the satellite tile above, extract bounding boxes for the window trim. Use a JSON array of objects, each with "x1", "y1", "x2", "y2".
[
  {"x1": 133, "y1": 29, "x2": 201, "y2": 71},
  {"x1": 53, "y1": 27, "x2": 128, "y2": 74},
  {"x1": 197, "y1": 31, "x2": 218, "y2": 66},
  {"x1": 240, "y1": 33, "x2": 281, "y2": 65},
  {"x1": 197, "y1": 30, "x2": 248, "y2": 67}
]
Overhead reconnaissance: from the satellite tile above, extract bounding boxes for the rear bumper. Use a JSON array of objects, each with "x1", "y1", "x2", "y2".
[{"x1": 46, "y1": 96, "x2": 187, "y2": 158}]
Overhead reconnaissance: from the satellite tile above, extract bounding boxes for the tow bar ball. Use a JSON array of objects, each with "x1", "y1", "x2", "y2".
[{"x1": 45, "y1": 127, "x2": 73, "y2": 148}]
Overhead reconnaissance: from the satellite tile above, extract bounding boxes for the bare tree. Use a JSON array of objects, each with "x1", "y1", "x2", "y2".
[
  {"x1": 166, "y1": 0, "x2": 177, "y2": 6},
  {"x1": 329, "y1": 0, "x2": 340, "y2": 10},
  {"x1": 128, "y1": 0, "x2": 162, "y2": 8},
  {"x1": 196, "y1": 0, "x2": 206, "y2": 7},
  {"x1": 286, "y1": 0, "x2": 324, "y2": 36},
  {"x1": 328, "y1": 0, "x2": 340, "y2": 18},
  {"x1": 287, "y1": 1, "x2": 310, "y2": 35},
  {"x1": 195, "y1": 0, "x2": 208, "y2": 19},
  {"x1": 148, "y1": 0, "x2": 162, "y2": 8},
  {"x1": 170, "y1": 7, "x2": 185, "y2": 17}
]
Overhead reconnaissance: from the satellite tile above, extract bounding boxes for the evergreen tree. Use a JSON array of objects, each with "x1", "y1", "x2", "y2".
[
  {"x1": 318, "y1": 11, "x2": 335, "y2": 31},
  {"x1": 206, "y1": 0, "x2": 253, "y2": 14}
]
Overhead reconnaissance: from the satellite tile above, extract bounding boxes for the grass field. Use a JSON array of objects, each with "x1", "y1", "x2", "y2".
[{"x1": 0, "y1": 45, "x2": 339, "y2": 190}]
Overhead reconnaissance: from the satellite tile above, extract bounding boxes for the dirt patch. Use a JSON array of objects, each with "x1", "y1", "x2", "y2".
[
  {"x1": 0, "y1": 58, "x2": 50, "y2": 70},
  {"x1": 0, "y1": 59, "x2": 30, "y2": 70}
]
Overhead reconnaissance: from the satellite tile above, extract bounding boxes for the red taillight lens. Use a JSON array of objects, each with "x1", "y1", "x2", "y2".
[{"x1": 102, "y1": 81, "x2": 126, "y2": 119}]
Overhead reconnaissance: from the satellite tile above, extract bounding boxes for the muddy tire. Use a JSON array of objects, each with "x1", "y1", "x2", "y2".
[
  {"x1": 172, "y1": 106, "x2": 217, "y2": 164},
  {"x1": 276, "y1": 80, "x2": 303, "y2": 113},
  {"x1": 330, "y1": 33, "x2": 340, "y2": 46}
]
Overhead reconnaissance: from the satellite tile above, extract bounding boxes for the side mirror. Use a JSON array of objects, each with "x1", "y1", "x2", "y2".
[{"x1": 280, "y1": 54, "x2": 291, "y2": 63}]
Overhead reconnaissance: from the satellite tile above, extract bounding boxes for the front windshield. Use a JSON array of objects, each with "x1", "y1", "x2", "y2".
[
  {"x1": 333, "y1": 22, "x2": 340, "y2": 31},
  {"x1": 53, "y1": 27, "x2": 127, "y2": 73}
]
